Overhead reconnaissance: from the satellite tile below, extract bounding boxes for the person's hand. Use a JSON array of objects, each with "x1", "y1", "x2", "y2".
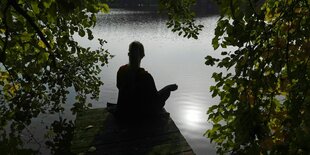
[{"x1": 166, "y1": 84, "x2": 178, "y2": 91}]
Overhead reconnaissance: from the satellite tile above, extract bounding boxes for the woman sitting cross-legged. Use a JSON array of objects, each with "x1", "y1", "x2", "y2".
[{"x1": 115, "y1": 41, "x2": 178, "y2": 120}]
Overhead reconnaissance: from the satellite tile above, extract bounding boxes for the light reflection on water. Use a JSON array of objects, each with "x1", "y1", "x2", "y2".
[{"x1": 77, "y1": 9, "x2": 222, "y2": 155}]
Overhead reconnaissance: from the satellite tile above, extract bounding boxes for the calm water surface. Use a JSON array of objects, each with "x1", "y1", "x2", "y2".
[{"x1": 76, "y1": 9, "x2": 221, "y2": 155}]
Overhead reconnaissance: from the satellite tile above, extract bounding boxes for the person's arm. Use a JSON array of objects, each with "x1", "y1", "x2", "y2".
[
  {"x1": 117, "y1": 66, "x2": 126, "y2": 89},
  {"x1": 162, "y1": 84, "x2": 178, "y2": 92},
  {"x1": 144, "y1": 73, "x2": 158, "y2": 97},
  {"x1": 116, "y1": 69, "x2": 121, "y2": 89}
]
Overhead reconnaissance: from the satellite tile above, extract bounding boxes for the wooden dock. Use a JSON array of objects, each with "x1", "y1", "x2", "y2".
[{"x1": 71, "y1": 108, "x2": 195, "y2": 154}]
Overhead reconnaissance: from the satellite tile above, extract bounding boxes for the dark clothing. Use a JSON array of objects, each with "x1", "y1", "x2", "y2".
[{"x1": 116, "y1": 64, "x2": 168, "y2": 118}]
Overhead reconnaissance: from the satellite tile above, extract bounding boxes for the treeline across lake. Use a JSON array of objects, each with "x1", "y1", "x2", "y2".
[{"x1": 104, "y1": 0, "x2": 219, "y2": 14}]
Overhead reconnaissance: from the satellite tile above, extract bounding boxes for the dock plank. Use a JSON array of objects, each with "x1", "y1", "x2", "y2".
[{"x1": 71, "y1": 108, "x2": 195, "y2": 155}]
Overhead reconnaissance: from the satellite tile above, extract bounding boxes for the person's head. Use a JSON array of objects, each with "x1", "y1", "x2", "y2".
[{"x1": 128, "y1": 41, "x2": 145, "y2": 68}]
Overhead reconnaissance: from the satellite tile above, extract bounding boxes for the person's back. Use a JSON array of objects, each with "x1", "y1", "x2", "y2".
[
  {"x1": 116, "y1": 41, "x2": 177, "y2": 120},
  {"x1": 117, "y1": 64, "x2": 159, "y2": 115}
]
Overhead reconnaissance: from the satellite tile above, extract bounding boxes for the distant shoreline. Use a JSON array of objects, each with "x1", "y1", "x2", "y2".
[{"x1": 107, "y1": 5, "x2": 219, "y2": 16}]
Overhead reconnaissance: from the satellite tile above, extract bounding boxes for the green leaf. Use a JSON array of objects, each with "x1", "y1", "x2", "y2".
[
  {"x1": 38, "y1": 52, "x2": 49, "y2": 64},
  {"x1": 100, "y1": 3, "x2": 110, "y2": 13},
  {"x1": 205, "y1": 55, "x2": 219, "y2": 66},
  {"x1": 38, "y1": 40, "x2": 46, "y2": 48},
  {"x1": 43, "y1": 0, "x2": 54, "y2": 8},
  {"x1": 212, "y1": 37, "x2": 219, "y2": 50},
  {"x1": 31, "y1": 1, "x2": 40, "y2": 14},
  {"x1": 20, "y1": 32, "x2": 32, "y2": 42},
  {"x1": 86, "y1": 29, "x2": 94, "y2": 40},
  {"x1": 78, "y1": 29, "x2": 85, "y2": 37}
]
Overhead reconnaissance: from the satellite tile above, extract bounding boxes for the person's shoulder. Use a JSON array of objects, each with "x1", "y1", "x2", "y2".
[
  {"x1": 138, "y1": 67, "x2": 147, "y2": 74},
  {"x1": 120, "y1": 64, "x2": 128, "y2": 69},
  {"x1": 119, "y1": 64, "x2": 129, "y2": 71},
  {"x1": 117, "y1": 65, "x2": 129, "y2": 76},
  {"x1": 139, "y1": 68, "x2": 153, "y2": 78}
]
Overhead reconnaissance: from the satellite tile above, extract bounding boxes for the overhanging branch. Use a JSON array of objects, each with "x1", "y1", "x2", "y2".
[{"x1": 9, "y1": 0, "x2": 51, "y2": 50}]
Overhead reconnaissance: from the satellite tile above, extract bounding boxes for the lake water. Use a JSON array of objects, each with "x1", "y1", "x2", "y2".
[{"x1": 75, "y1": 9, "x2": 221, "y2": 155}]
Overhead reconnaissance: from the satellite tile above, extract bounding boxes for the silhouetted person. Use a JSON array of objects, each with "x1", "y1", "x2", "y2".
[{"x1": 116, "y1": 41, "x2": 177, "y2": 120}]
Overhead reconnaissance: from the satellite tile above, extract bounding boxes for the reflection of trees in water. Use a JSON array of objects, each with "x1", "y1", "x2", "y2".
[{"x1": 1, "y1": 117, "x2": 74, "y2": 154}]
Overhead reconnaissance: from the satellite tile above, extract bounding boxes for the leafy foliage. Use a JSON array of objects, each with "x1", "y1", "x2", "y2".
[
  {"x1": 45, "y1": 117, "x2": 75, "y2": 155},
  {"x1": 0, "y1": 0, "x2": 111, "y2": 153},
  {"x1": 159, "y1": 0, "x2": 204, "y2": 39},
  {"x1": 164, "y1": 0, "x2": 310, "y2": 154},
  {"x1": 204, "y1": 0, "x2": 310, "y2": 154}
]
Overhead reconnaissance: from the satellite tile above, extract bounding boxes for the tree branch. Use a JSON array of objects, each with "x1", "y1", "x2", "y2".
[{"x1": 8, "y1": 0, "x2": 51, "y2": 50}]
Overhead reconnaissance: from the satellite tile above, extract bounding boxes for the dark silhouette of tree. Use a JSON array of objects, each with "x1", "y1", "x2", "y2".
[
  {"x1": 0, "y1": 0, "x2": 111, "y2": 153},
  {"x1": 163, "y1": 0, "x2": 310, "y2": 154}
]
